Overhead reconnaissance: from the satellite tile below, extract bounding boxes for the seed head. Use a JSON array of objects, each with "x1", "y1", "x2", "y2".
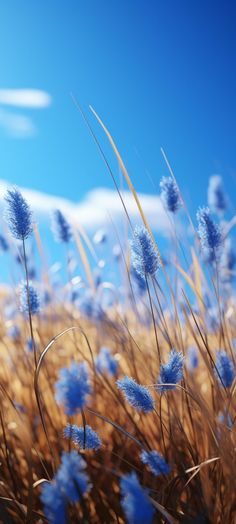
[{"x1": 4, "y1": 187, "x2": 33, "y2": 240}]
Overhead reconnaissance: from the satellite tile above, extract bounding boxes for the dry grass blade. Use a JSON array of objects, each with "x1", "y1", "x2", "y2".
[
  {"x1": 149, "y1": 497, "x2": 178, "y2": 524},
  {"x1": 185, "y1": 456, "x2": 220, "y2": 473},
  {"x1": 73, "y1": 225, "x2": 95, "y2": 290},
  {"x1": 89, "y1": 105, "x2": 162, "y2": 259}
]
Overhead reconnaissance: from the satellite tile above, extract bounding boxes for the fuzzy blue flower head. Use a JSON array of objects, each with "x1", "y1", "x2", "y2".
[
  {"x1": 95, "y1": 347, "x2": 119, "y2": 376},
  {"x1": 215, "y1": 350, "x2": 235, "y2": 388},
  {"x1": 93, "y1": 267, "x2": 102, "y2": 289},
  {"x1": 28, "y1": 266, "x2": 36, "y2": 280},
  {"x1": 0, "y1": 234, "x2": 9, "y2": 252},
  {"x1": 157, "y1": 350, "x2": 184, "y2": 392},
  {"x1": 64, "y1": 423, "x2": 102, "y2": 450},
  {"x1": 41, "y1": 481, "x2": 66, "y2": 524},
  {"x1": 55, "y1": 362, "x2": 91, "y2": 415},
  {"x1": 117, "y1": 376, "x2": 154, "y2": 413},
  {"x1": 52, "y1": 209, "x2": 72, "y2": 243},
  {"x1": 140, "y1": 449, "x2": 170, "y2": 476},
  {"x1": 187, "y1": 346, "x2": 199, "y2": 372},
  {"x1": 208, "y1": 175, "x2": 227, "y2": 214},
  {"x1": 221, "y1": 238, "x2": 236, "y2": 282},
  {"x1": 160, "y1": 176, "x2": 181, "y2": 213},
  {"x1": 4, "y1": 187, "x2": 33, "y2": 240},
  {"x1": 120, "y1": 472, "x2": 154, "y2": 524},
  {"x1": 130, "y1": 225, "x2": 161, "y2": 279},
  {"x1": 19, "y1": 282, "x2": 40, "y2": 315},
  {"x1": 56, "y1": 451, "x2": 91, "y2": 502},
  {"x1": 78, "y1": 290, "x2": 105, "y2": 322},
  {"x1": 27, "y1": 338, "x2": 34, "y2": 352},
  {"x1": 41, "y1": 450, "x2": 91, "y2": 524},
  {"x1": 206, "y1": 306, "x2": 220, "y2": 332},
  {"x1": 7, "y1": 325, "x2": 21, "y2": 340},
  {"x1": 197, "y1": 206, "x2": 222, "y2": 261},
  {"x1": 42, "y1": 289, "x2": 51, "y2": 306}
]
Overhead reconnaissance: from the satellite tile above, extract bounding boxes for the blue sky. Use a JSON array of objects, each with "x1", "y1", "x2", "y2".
[
  {"x1": 0, "y1": 1, "x2": 235, "y2": 285},
  {"x1": 0, "y1": 1, "x2": 235, "y2": 208}
]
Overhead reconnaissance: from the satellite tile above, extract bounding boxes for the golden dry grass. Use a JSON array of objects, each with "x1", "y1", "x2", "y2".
[
  {"x1": 0, "y1": 280, "x2": 236, "y2": 523},
  {"x1": 1, "y1": 112, "x2": 236, "y2": 523}
]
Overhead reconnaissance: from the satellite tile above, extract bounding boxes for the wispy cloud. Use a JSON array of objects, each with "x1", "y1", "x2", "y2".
[
  {"x1": 0, "y1": 110, "x2": 36, "y2": 138},
  {"x1": 0, "y1": 89, "x2": 52, "y2": 108},
  {"x1": 0, "y1": 89, "x2": 52, "y2": 138},
  {"x1": 0, "y1": 182, "x2": 171, "y2": 236}
]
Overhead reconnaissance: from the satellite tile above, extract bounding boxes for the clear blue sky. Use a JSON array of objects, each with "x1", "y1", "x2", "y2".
[{"x1": 0, "y1": 0, "x2": 235, "y2": 214}]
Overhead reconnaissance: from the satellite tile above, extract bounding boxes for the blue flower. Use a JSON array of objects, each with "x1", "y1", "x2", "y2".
[
  {"x1": 187, "y1": 346, "x2": 199, "y2": 372},
  {"x1": 218, "y1": 408, "x2": 233, "y2": 429},
  {"x1": 42, "y1": 289, "x2": 51, "y2": 306},
  {"x1": 93, "y1": 267, "x2": 102, "y2": 289},
  {"x1": 13, "y1": 401, "x2": 27, "y2": 414},
  {"x1": 7, "y1": 325, "x2": 20, "y2": 340},
  {"x1": 55, "y1": 362, "x2": 91, "y2": 415},
  {"x1": 206, "y1": 306, "x2": 220, "y2": 332},
  {"x1": 160, "y1": 176, "x2": 181, "y2": 213},
  {"x1": 140, "y1": 450, "x2": 170, "y2": 476},
  {"x1": 117, "y1": 376, "x2": 154, "y2": 413},
  {"x1": 56, "y1": 451, "x2": 91, "y2": 503},
  {"x1": 64, "y1": 424, "x2": 102, "y2": 450},
  {"x1": 19, "y1": 282, "x2": 40, "y2": 315},
  {"x1": 208, "y1": 175, "x2": 227, "y2": 214},
  {"x1": 157, "y1": 350, "x2": 184, "y2": 392},
  {"x1": 52, "y1": 209, "x2": 72, "y2": 243},
  {"x1": 78, "y1": 291, "x2": 105, "y2": 322},
  {"x1": 69, "y1": 287, "x2": 80, "y2": 303},
  {"x1": 4, "y1": 187, "x2": 33, "y2": 240},
  {"x1": 79, "y1": 292, "x2": 94, "y2": 317},
  {"x1": 215, "y1": 350, "x2": 235, "y2": 388},
  {"x1": 41, "y1": 480, "x2": 66, "y2": 524},
  {"x1": 130, "y1": 225, "x2": 161, "y2": 279},
  {"x1": 0, "y1": 234, "x2": 9, "y2": 252},
  {"x1": 120, "y1": 472, "x2": 154, "y2": 524},
  {"x1": 95, "y1": 347, "x2": 118, "y2": 376},
  {"x1": 41, "y1": 451, "x2": 91, "y2": 524},
  {"x1": 221, "y1": 238, "x2": 236, "y2": 282},
  {"x1": 27, "y1": 338, "x2": 34, "y2": 352},
  {"x1": 197, "y1": 207, "x2": 222, "y2": 261}
]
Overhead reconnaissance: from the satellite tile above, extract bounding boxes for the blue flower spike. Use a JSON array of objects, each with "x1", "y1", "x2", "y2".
[
  {"x1": 55, "y1": 362, "x2": 91, "y2": 415},
  {"x1": 64, "y1": 424, "x2": 102, "y2": 450},
  {"x1": 140, "y1": 449, "x2": 170, "y2": 476},
  {"x1": 157, "y1": 350, "x2": 184, "y2": 392},
  {"x1": 130, "y1": 225, "x2": 161, "y2": 279},
  {"x1": 52, "y1": 209, "x2": 72, "y2": 243},
  {"x1": 117, "y1": 376, "x2": 154, "y2": 413},
  {"x1": 120, "y1": 472, "x2": 154, "y2": 524},
  {"x1": 4, "y1": 187, "x2": 33, "y2": 240},
  {"x1": 160, "y1": 175, "x2": 181, "y2": 213}
]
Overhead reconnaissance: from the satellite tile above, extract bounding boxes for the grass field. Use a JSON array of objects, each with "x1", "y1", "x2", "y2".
[{"x1": 0, "y1": 120, "x2": 236, "y2": 524}]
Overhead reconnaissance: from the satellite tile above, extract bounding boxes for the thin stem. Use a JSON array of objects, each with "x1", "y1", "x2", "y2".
[
  {"x1": 81, "y1": 409, "x2": 87, "y2": 449},
  {"x1": 145, "y1": 274, "x2": 161, "y2": 365},
  {"x1": 22, "y1": 238, "x2": 37, "y2": 368},
  {"x1": 159, "y1": 395, "x2": 167, "y2": 457}
]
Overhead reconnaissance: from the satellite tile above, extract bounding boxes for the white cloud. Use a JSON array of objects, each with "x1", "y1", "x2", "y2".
[
  {"x1": 0, "y1": 181, "x2": 171, "y2": 236},
  {"x1": 0, "y1": 110, "x2": 36, "y2": 138},
  {"x1": 0, "y1": 89, "x2": 52, "y2": 108}
]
